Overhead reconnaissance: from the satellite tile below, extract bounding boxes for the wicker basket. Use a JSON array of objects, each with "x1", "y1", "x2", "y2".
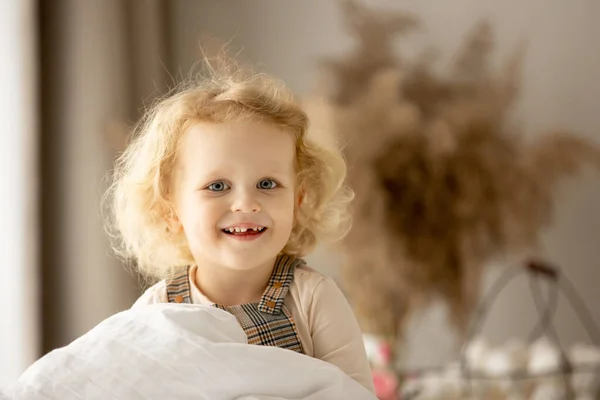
[{"x1": 398, "y1": 260, "x2": 600, "y2": 400}]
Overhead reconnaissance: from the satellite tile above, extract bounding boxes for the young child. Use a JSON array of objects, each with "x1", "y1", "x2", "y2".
[{"x1": 105, "y1": 61, "x2": 374, "y2": 393}]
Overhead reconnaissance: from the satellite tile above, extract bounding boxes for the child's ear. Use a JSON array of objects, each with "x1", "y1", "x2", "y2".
[
  {"x1": 166, "y1": 206, "x2": 183, "y2": 233},
  {"x1": 293, "y1": 190, "x2": 304, "y2": 227},
  {"x1": 167, "y1": 217, "x2": 183, "y2": 233}
]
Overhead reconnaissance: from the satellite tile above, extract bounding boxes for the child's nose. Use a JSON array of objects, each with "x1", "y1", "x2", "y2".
[{"x1": 231, "y1": 191, "x2": 261, "y2": 213}]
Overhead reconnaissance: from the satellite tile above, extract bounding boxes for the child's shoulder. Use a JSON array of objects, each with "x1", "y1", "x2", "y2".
[
  {"x1": 293, "y1": 261, "x2": 327, "y2": 287},
  {"x1": 292, "y1": 260, "x2": 342, "y2": 300},
  {"x1": 291, "y1": 260, "x2": 358, "y2": 331}
]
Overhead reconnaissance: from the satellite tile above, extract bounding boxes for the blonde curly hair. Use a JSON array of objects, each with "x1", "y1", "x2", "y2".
[{"x1": 104, "y1": 62, "x2": 353, "y2": 281}]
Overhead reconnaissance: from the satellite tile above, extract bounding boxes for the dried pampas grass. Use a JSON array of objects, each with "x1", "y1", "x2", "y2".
[{"x1": 306, "y1": 0, "x2": 600, "y2": 345}]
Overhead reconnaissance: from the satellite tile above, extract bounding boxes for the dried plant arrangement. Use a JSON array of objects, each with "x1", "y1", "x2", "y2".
[{"x1": 305, "y1": 0, "x2": 600, "y2": 350}]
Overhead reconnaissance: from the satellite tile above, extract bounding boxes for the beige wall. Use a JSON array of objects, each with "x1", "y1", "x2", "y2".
[{"x1": 169, "y1": 0, "x2": 600, "y2": 367}]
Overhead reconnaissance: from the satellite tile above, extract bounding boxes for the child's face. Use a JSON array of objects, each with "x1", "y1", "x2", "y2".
[{"x1": 172, "y1": 119, "x2": 297, "y2": 272}]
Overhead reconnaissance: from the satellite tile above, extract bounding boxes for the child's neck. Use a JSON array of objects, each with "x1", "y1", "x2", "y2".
[{"x1": 193, "y1": 256, "x2": 276, "y2": 306}]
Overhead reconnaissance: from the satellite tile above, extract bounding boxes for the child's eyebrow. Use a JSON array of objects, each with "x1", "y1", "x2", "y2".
[
  {"x1": 193, "y1": 166, "x2": 294, "y2": 183},
  {"x1": 262, "y1": 157, "x2": 296, "y2": 170}
]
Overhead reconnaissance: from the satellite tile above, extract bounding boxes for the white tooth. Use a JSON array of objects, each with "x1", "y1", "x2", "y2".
[
  {"x1": 240, "y1": 228, "x2": 248, "y2": 232},
  {"x1": 251, "y1": 227, "x2": 258, "y2": 231},
  {"x1": 235, "y1": 228, "x2": 241, "y2": 233}
]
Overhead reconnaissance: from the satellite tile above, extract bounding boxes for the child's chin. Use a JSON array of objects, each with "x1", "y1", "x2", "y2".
[{"x1": 221, "y1": 252, "x2": 276, "y2": 271}]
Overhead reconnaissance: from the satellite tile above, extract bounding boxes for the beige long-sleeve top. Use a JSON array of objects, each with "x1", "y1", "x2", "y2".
[{"x1": 132, "y1": 263, "x2": 375, "y2": 394}]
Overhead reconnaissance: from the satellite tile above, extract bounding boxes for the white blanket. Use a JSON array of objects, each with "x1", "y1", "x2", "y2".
[{"x1": 2, "y1": 304, "x2": 376, "y2": 400}]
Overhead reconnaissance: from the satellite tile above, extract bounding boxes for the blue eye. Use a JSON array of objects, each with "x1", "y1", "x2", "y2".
[
  {"x1": 207, "y1": 181, "x2": 230, "y2": 192},
  {"x1": 257, "y1": 179, "x2": 278, "y2": 190}
]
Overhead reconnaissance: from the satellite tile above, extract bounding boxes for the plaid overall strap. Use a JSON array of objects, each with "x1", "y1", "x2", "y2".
[
  {"x1": 257, "y1": 254, "x2": 303, "y2": 314},
  {"x1": 166, "y1": 266, "x2": 192, "y2": 304},
  {"x1": 214, "y1": 254, "x2": 306, "y2": 354}
]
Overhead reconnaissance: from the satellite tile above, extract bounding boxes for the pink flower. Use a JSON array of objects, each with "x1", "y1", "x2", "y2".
[
  {"x1": 372, "y1": 370, "x2": 399, "y2": 400},
  {"x1": 377, "y1": 342, "x2": 393, "y2": 365}
]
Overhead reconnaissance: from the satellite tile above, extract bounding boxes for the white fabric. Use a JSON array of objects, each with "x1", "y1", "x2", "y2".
[
  {"x1": 133, "y1": 264, "x2": 376, "y2": 393},
  {"x1": 2, "y1": 304, "x2": 377, "y2": 400}
]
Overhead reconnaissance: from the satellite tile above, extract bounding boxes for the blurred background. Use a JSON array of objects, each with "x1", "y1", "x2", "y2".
[{"x1": 1, "y1": 0, "x2": 599, "y2": 386}]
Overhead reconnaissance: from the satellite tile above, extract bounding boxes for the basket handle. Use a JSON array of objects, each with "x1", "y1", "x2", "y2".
[{"x1": 459, "y1": 259, "x2": 600, "y2": 376}]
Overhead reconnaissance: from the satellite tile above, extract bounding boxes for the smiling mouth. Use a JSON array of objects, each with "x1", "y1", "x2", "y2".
[
  {"x1": 221, "y1": 226, "x2": 267, "y2": 240},
  {"x1": 222, "y1": 227, "x2": 266, "y2": 234}
]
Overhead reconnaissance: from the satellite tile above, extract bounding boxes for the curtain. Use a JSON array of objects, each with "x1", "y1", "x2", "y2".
[
  {"x1": 38, "y1": 0, "x2": 171, "y2": 355},
  {"x1": 0, "y1": 0, "x2": 40, "y2": 384}
]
